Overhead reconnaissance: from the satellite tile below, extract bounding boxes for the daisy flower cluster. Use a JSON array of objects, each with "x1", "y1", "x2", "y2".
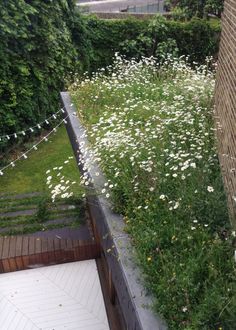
[
  {"x1": 45, "y1": 156, "x2": 77, "y2": 202},
  {"x1": 70, "y1": 54, "x2": 235, "y2": 329},
  {"x1": 71, "y1": 54, "x2": 218, "y2": 214}
]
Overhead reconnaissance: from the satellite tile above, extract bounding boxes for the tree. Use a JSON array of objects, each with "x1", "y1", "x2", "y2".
[{"x1": 166, "y1": 0, "x2": 224, "y2": 18}]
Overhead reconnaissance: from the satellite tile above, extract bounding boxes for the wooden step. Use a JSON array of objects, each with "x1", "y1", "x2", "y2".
[{"x1": 0, "y1": 236, "x2": 100, "y2": 273}]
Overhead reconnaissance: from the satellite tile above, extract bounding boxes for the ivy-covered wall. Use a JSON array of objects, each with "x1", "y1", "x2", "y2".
[{"x1": 0, "y1": 0, "x2": 80, "y2": 150}]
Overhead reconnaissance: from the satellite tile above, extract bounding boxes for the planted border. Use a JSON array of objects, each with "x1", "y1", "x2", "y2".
[{"x1": 60, "y1": 92, "x2": 166, "y2": 330}]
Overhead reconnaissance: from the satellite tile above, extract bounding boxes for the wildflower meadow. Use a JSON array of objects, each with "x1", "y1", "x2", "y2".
[{"x1": 70, "y1": 55, "x2": 236, "y2": 329}]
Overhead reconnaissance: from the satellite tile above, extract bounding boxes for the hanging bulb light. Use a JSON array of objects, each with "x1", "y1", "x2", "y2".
[
  {"x1": 10, "y1": 162, "x2": 15, "y2": 167},
  {"x1": 45, "y1": 120, "x2": 49, "y2": 125},
  {"x1": 23, "y1": 154, "x2": 27, "y2": 159},
  {"x1": 14, "y1": 133, "x2": 17, "y2": 138},
  {"x1": 63, "y1": 119, "x2": 67, "y2": 124},
  {"x1": 37, "y1": 124, "x2": 41, "y2": 129},
  {"x1": 30, "y1": 128, "x2": 34, "y2": 132},
  {"x1": 53, "y1": 114, "x2": 57, "y2": 119},
  {"x1": 6, "y1": 135, "x2": 10, "y2": 140},
  {"x1": 33, "y1": 145, "x2": 38, "y2": 150},
  {"x1": 44, "y1": 137, "x2": 48, "y2": 142},
  {"x1": 0, "y1": 170, "x2": 3, "y2": 176},
  {"x1": 22, "y1": 131, "x2": 26, "y2": 136},
  {"x1": 61, "y1": 108, "x2": 65, "y2": 113}
]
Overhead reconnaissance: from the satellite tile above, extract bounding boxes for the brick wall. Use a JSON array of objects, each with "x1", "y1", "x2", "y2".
[{"x1": 214, "y1": 0, "x2": 236, "y2": 226}]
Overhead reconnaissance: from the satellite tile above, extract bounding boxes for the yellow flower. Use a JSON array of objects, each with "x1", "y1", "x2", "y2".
[{"x1": 147, "y1": 256, "x2": 152, "y2": 262}]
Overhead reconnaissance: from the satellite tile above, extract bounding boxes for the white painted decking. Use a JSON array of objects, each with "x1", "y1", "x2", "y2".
[{"x1": 0, "y1": 260, "x2": 110, "y2": 330}]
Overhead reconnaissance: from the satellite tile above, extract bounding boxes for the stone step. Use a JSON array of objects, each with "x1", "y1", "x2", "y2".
[
  {"x1": 0, "y1": 192, "x2": 42, "y2": 201},
  {"x1": 0, "y1": 204, "x2": 78, "y2": 218}
]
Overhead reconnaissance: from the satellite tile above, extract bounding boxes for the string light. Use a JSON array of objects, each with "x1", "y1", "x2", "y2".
[
  {"x1": 0, "y1": 107, "x2": 65, "y2": 141},
  {"x1": 0, "y1": 115, "x2": 69, "y2": 176}
]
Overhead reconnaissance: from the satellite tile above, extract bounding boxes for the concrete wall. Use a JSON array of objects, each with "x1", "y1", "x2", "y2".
[{"x1": 214, "y1": 0, "x2": 236, "y2": 226}]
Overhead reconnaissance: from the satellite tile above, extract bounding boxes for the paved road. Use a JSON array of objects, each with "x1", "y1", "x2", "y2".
[{"x1": 77, "y1": 0, "x2": 164, "y2": 13}]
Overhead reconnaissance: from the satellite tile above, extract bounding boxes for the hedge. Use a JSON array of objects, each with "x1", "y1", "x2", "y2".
[{"x1": 79, "y1": 15, "x2": 221, "y2": 73}]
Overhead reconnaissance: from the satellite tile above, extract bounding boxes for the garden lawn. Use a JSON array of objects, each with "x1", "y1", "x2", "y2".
[
  {"x1": 0, "y1": 126, "x2": 82, "y2": 197},
  {"x1": 0, "y1": 126, "x2": 84, "y2": 236},
  {"x1": 70, "y1": 55, "x2": 236, "y2": 330}
]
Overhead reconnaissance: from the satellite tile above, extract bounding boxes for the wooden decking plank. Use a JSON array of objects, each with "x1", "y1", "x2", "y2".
[
  {"x1": 41, "y1": 237, "x2": 49, "y2": 264},
  {"x1": 66, "y1": 239, "x2": 73, "y2": 250},
  {"x1": 64, "y1": 239, "x2": 74, "y2": 261},
  {"x1": 47, "y1": 238, "x2": 55, "y2": 262},
  {"x1": 28, "y1": 236, "x2": 36, "y2": 265},
  {"x1": 22, "y1": 237, "x2": 29, "y2": 268},
  {"x1": 15, "y1": 236, "x2": 23, "y2": 257},
  {"x1": 53, "y1": 238, "x2": 62, "y2": 262},
  {"x1": 9, "y1": 237, "x2": 16, "y2": 258},
  {"x1": 22, "y1": 237, "x2": 29, "y2": 256},
  {"x1": 15, "y1": 236, "x2": 24, "y2": 270},
  {"x1": 28, "y1": 237, "x2": 35, "y2": 256},
  {"x1": 0, "y1": 237, "x2": 4, "y2": 272},
  {"x1": 34, "y1": 237, "x2": 42, "y2": 264},
  {"x1": 60, "y1": 239, "x2": 67, "y2": 251},
  {"x1": 8, "y1": 237, "x2": 17, "y2": 271},
  {"x1": 2, "y1": 237, "x2": 10, "y2": 259},
  {"x1": 1, "y1": 238, "x2": 11, "y2": 272}
]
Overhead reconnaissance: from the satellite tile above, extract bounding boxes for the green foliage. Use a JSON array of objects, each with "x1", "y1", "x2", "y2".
[
  {"x1": 167, "y1": 0, "x2": 224, "y2": 18},
  {"x1": 0, "y1": 127, "x2": 82, "y2": 195},
  {"x1": 71, "y1": 56, "x2": 236, "y2": 329},
  {"x1": 35, "y1": 196, "x2": 50, "y2": 223},
  {"x1": 79, "y1": 15, "x2": 220, "y2": 72},
  {"x1": 0, "y1": 0, "x2": 80, "y2": 151},
  {"x1": 83, "y1": 16, "x2": 148, "y2": 72}
]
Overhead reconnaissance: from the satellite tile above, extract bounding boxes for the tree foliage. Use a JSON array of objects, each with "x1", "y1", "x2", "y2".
[{"x1": 166, "y1": 0, "x2": 224, "y2": 18}]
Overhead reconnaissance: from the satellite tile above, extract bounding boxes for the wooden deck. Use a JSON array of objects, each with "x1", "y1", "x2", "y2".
[
  {"x1": 0, "y1": 260, "x2": 110, "y2": 330},
  {"x1": 0, "y1": 236, "x2": 100, "y2": 273}
]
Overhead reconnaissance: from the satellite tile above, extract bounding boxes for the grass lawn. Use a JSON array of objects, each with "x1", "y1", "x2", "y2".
[
  {"x1": 0, "y1": 126, "x2": 84, "y2": 235},
  {"x1": 0, "y1": 126, "x2": 82, "y2": 196}
]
